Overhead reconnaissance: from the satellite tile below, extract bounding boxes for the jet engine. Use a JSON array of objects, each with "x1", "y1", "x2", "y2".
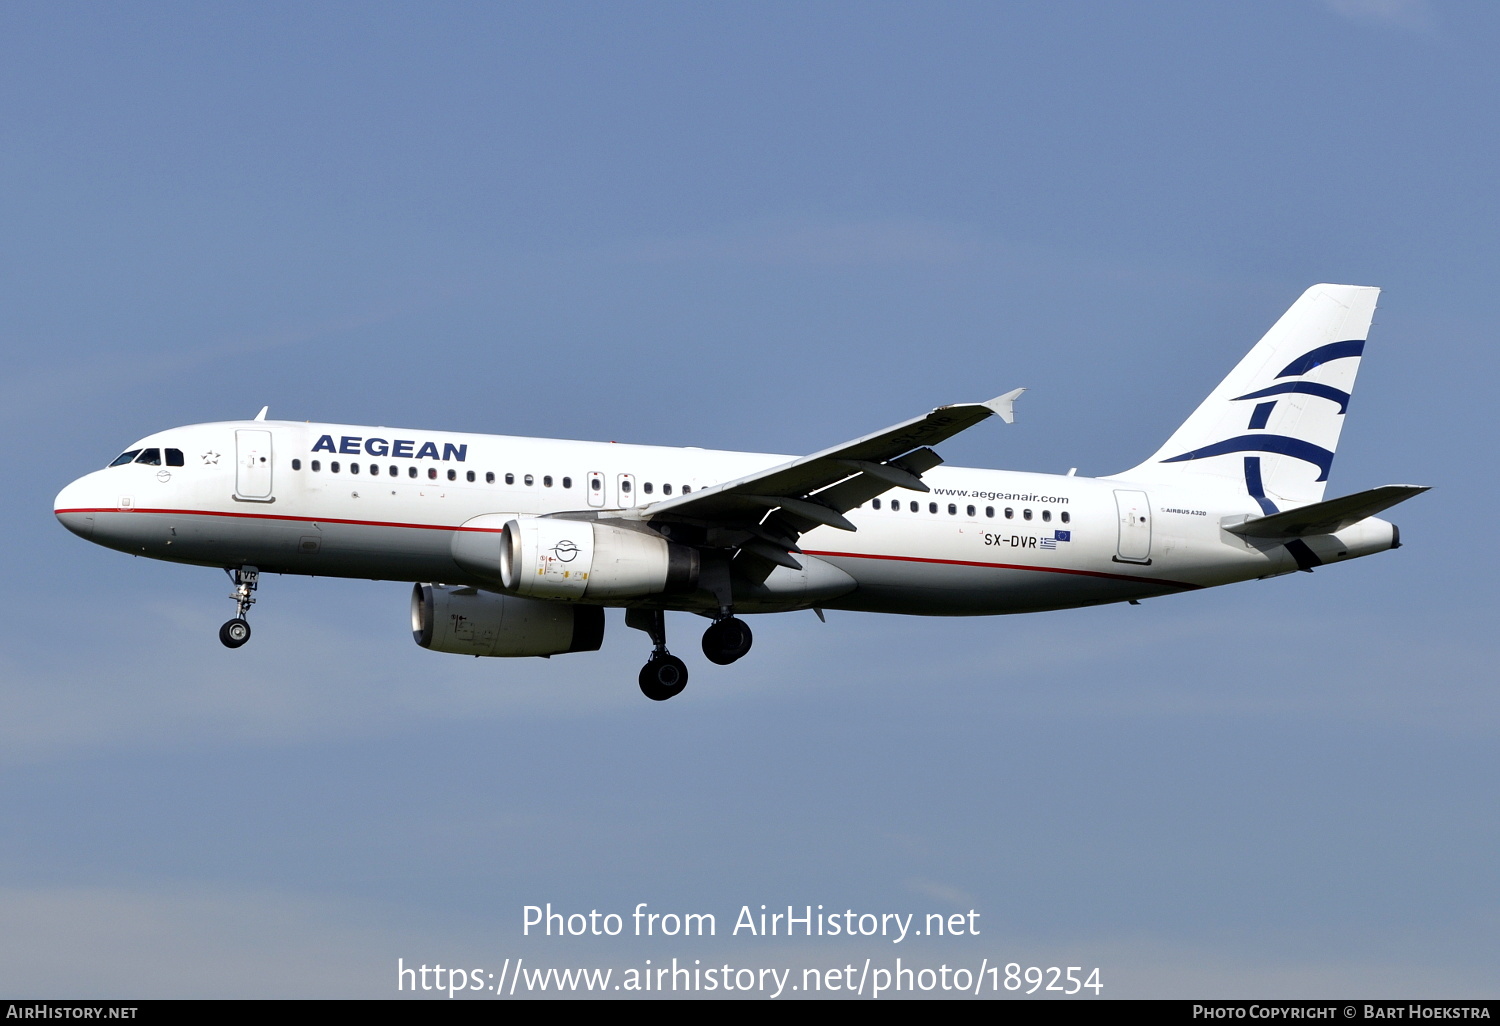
[
  {"x1": 411, "y1": 583, "x2": 604, "y2": 657},
  {"x1": 485, "y1": 517, "x2": 699, "y2": 601}
]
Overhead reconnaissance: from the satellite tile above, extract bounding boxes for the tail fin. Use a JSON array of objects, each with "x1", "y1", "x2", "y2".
[{"x1": 1113, "y1": 284, "x2": 1379, "y2": 511}]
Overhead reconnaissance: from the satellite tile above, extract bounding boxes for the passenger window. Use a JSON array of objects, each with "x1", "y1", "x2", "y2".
[
  {"x1": 620, "y1": 479, "x2": 631, "y2": 494},
  {"x1": 350, "y1": 463, "x2": 360, "y2": 475},
  {"x1": 1023, "y1": 509, "x2": 1032, "y2": 520},
  {"x1": 409, "y1": 466, "x2": 417, "y2": 478},
  {"x1": 966, "y1": 505, "x2": 975, "y2": 517},
  {"x1": 505, "y1": 473, "x2": 515, "y2": 485},
  {"x1": 466, "y1": 470, "x2": 475, "y2": 482},
  {"x1": 643, "y1": 482, "x2": 653, "y2": 494},
  {"x1": 985, "y1": 506, "x2": 994, "y2": 518},
  {"x1": 873, "y1": 498, "x2": 882, "y2": 510},
  {"x1": 928, "y1": 502, "x2": 937, "y2": 514},
  {"x1": 447, "y1": 469, "x2": 456, "y2": 481},
  {"x1": 428, "y1": 468, "x2": 437, "y2": 480},
  {"x1": 292, "y1": 459, "x2": 302, "y2": 470},
  {"x1": 663, "y1": 484, "x2": 673, "y2": 495},
  {"x1": 331, "y1": 462, "x2": 340, "y2": 473},
  {"x1": 948, "y1": 503, "x2": 957, "y2": 515},
  {"x1": 1004, "y1": 508, "x2": 1013, "y2": 519},
  {"x1": 1042, "y1": 510, "x2": 1051, "y2": 522},
  {"x1": 524, "y1": 474, "x2": 534, "y2": 486},
  {"x1": 369, "y1": 464, "x2": 378, "y2": 475},
  {"x1": 311, "y1": 460, "x2": 321, "y2": 472},
  {"x1": 486, "y1": 472, "x2": 495, "y2": 484},
  {"x1": 166, "y1": 449, "x2": 185, "y2": 467},
  {"x1": 562, "y1": 477, "x2": 572, "y2": 488},
  {"x1": 389, "y1": 466, "x2": 398, "y2": 477},
  {"x1": 909, "y1": 501, "x2": 918, "y2": 512},
  {"x1": 683, "y1": 485, "x2": 691, "y2": 493},
  {"x1": 134, "y1": 448, "x2": 162, "y2": 466},
  {"x1": 1061, "y1": 511, "x2": 1071, "y2": 523},
  {"x1": 544, "y1": 475, "x2": 554, "y2": 487}
]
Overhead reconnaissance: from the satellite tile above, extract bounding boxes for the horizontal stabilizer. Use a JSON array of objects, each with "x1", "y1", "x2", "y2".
[{"x1": 1224, "y1": 485, "x2": 1429, "y2": 539}]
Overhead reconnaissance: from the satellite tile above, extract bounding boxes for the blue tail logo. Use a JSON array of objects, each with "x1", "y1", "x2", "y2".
[{"x1": 1159, "y1": 339, "x2": 1364, "y2": 512}]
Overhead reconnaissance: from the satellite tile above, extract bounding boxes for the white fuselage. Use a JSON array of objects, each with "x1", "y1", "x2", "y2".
[{"x1": 52, "y1": 418, "x2": 1398, "y2": 617}]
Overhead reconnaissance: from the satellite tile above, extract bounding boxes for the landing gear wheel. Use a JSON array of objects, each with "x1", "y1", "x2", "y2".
[
  {"x1": 702, "y1": 616, "x2": 753, "y2": 665},
  {"x1": 220, "y1": 566, "x2": 260, "y2": 648},
  {"x1": 219, "y1": 618, "x2": 251, "y2": 649},
  {"x1": 638, "y1": 654, "x2": 689, "y2": 701}
]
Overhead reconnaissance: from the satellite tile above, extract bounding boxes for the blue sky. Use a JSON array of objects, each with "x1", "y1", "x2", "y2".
[{"x1": 3, "y1": 0, "x2": 1496, "y2": 998}]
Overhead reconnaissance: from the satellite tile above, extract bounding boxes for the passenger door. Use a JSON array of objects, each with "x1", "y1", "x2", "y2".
[
  {"x1": 1113, "y1": 489, "x2": 1152, "y2": 564},
  {"x1": 235, "y1": 429, "x2": 274, "y2": 501}
]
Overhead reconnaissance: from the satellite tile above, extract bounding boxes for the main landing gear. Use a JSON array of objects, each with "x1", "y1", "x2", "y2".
[
  {"x1": 701, "y1": 615, "x2": 753, "y2": 665},
  {"x1": 219, "y1": 566, "x2": 259, "y2": 649},
  {"x1": 626, "y1": 609, "x2": 755, "y2": 701},
  {"x1": 628, "y1": 609, "x2": 688, "y2": 701},
  {"x1": 639, "y1": 653, "x2": 689, "y2": 702}
]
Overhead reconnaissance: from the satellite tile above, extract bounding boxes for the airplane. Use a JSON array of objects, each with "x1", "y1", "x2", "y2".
[{"x1": 54, "y1": 283, "x2": 1426, "y2": 701}]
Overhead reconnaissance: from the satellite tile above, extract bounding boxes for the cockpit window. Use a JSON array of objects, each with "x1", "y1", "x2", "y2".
[
  {"x1": 166, "y1": 448, "x2": 184, "y2": 467},
  {"x1": 109, "y1": 450, "x2": 142, "y2": 467},
  {"x1": 134, "y1": 448, "x2": 162, "y2": 466}
]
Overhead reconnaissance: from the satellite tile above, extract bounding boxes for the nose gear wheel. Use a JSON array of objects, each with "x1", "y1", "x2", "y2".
[
  {"x1": 219, "y1": 566, "x2": 260, "y2": 649},
  {"x1": 219, "y1": 618, "x2": 251, "y2": 648}
]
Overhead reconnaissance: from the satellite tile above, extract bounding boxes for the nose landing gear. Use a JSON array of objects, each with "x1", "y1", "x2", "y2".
[{"x1": 219, "y1": 566, "x2": 259, "y2": 649}]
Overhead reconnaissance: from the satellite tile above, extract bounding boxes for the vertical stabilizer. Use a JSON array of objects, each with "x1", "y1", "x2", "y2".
[{"x1": 1111, "y1": 284, "x2": 1379, "y2": 511}]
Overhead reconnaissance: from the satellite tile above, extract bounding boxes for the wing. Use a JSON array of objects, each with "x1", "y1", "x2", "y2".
[{"x1": 635, "y1": 389, "x2": 1025, "y2": 580}]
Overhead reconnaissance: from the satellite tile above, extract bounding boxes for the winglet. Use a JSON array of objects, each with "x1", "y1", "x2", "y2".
[
  {"x1": 254, "y1": 406, "x2": 269, "y2": 421},
  {"x1": 982, "y1": 388, "x2": 1026, "y2": 425}
]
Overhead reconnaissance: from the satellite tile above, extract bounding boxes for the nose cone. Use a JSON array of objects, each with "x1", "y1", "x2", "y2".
[{"x1": 55, "y1": 474, "x2": 101, "y2": 540}]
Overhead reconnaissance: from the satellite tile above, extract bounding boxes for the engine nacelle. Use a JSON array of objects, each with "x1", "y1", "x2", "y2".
[
  {"x1": 494, "y1": 517, "x2": 698, "y2": 601},
  {"x1": 411, "y1": 583, "x2": 604, "y2": 657}
]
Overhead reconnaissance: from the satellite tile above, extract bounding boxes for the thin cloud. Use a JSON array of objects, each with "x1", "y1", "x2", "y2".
[
  {"x1": 0, "y1": 286, "x2": 461, "y2": 428},
  {"x1": 0, "y1": 885, "x2": 410, "y2": 997},
  {"x1": 907, "y1": 878, "x2": 977, "y2": 910},
  {"x1": 1322, "y1": 0, "x2": 1438, "y2": 33},
  {"x1": 620, "y1": 219, "x2": 984, "y2": 268}
]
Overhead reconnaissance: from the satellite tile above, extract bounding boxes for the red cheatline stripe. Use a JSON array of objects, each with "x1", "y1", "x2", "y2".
[
  {"x1": 801, "y1": 548, "x2": 1202, "y2": 590},
  {"x1": 53, "y1": 507, "x2": 506, "y2": 533},
  {"x1": 55, "y1": 508, "x2": 1200, "y2": 590}
]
